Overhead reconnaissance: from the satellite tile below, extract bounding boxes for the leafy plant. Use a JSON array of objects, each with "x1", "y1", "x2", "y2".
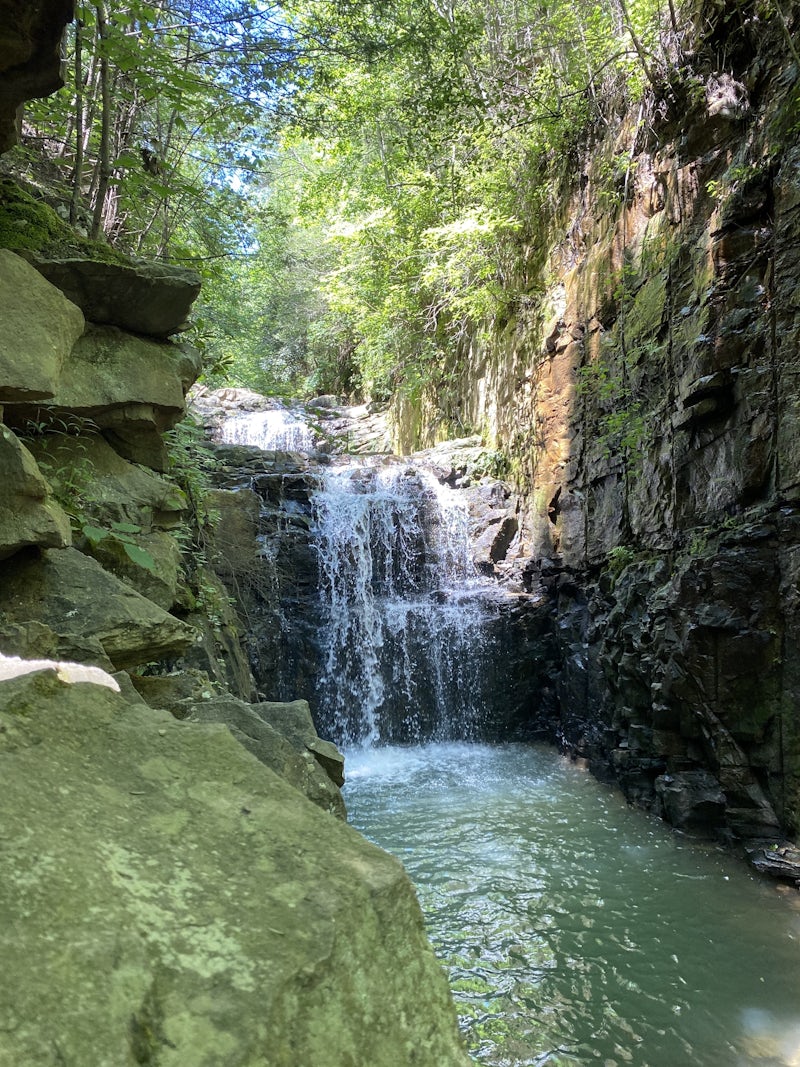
[
  {"x1": 164, "y1": 416, "x2": 229, "y2": 619},
  {"x1": 82, "y1": 521, "x2": 157, "y2": 572},
  {"x1": 607, "y1": 545, "x2": 637, "y2": 576},
  {"x1": 471, "y1": 449, "x2": 511, "y2": 480}
]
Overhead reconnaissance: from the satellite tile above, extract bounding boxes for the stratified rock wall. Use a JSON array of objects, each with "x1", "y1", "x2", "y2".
[{"x1": 393, "y1": 4, "x2": 800, "y2": 849}]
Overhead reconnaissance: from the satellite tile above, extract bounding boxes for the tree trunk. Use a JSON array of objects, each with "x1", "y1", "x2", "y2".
[
  {"x1": 69, "y1": 15, "x2": 84, "y2": 225},
  {"x1": 90, "y1": 1, "x2": 111, "y2": 240}
]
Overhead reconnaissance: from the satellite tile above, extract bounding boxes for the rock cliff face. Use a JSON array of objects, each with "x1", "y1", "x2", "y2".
[{"x1": 393, "y1": 3, "x2": 800, "y2": 859}]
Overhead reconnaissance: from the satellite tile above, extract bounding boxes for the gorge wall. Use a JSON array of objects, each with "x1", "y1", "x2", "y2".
[
  {"x1": 0, "y1": 232, "x2": 471, "y2": 1067},
  {"x1": 393, "y1": 2, "x2": 800, "y2": 862}
]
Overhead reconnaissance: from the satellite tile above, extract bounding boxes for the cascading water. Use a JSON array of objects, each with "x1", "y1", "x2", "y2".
[
  {"x1": 311, "y1": 460, "x2": 496, "y2": 747},
  {"x1": 220, "y1": 405, "x2": 315, "y2": 452}
]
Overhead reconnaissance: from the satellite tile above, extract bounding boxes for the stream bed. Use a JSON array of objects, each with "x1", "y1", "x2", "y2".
[{"x1": 346, "y1": 742, "x2": 800, "y2": 1067}]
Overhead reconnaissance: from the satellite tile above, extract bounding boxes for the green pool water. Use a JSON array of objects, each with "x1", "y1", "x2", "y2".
[{"x1": 345, "y1": 742, "x2": 800, "y2": 1067}]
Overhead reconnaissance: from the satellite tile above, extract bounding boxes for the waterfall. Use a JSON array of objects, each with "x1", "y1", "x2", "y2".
[
  {"x1": 311, "y1": 460, "x2": 495, "y2": 747},
  {"x1": 220, "y1": 405, "x2": 315, "y2": 452}
]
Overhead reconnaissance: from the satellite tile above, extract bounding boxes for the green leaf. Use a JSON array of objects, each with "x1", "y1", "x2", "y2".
[
  {"x1": 82, "y1": 524, "x2": 108, "y2": 545},
  {"x1": 121, "y1": 541, "x2": 157, "y2": 573},
  {"x1": 110, "y1": 521, "x2": 142, "y2": 534}
]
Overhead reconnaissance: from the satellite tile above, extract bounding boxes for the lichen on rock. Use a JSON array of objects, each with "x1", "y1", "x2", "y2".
[{"x1": 0, "y1": 671, "x2": 470, "y2": 1067}]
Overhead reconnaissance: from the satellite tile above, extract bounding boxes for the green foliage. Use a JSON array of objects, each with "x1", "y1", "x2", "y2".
[
  {"x1": 164, "y1": 415, "x2": 228, "y2": 619},
  {"x1": 576, "y1": 354, "x2": 647, "y2": 462},
  {"x1": 164, "y1": 415, "x2": 217, "y2": 533},
  {"x1": 82, "y1": 521, "x2": 157, "y2": 572},
  {"x1": 19, "y1": 417, "x2": 159, "y2": 572},
  {"x1": 19, "y1": 415, "x2": 99, "y2": 521},
  {"x1": 241, "y1": 0, "x2": 683, "y2": 402},
  {"x1": 688, "y1": 529, "x2": 711, "y2": 557},
  {"x1": 0, "y1": 178, "x2": 67, "y2": 251},
  {"x1": 607, "y1": 544, "x2": 637, "y2": 576},
  {"x1": 13, "y1": 0, "x2": 695, "y2": 406},
  {"x1": 21, "y1": 0, "x2": 291, "y2": 265},
  {"x1": 0, "y1": 178, "x2": 127, "y2": 261},
  {"x1": 471, "y1": 449, "x2": 511, "y2": 480},
  {"x1": 706, "y1": 163, "x2": 760, "y2": 202}
]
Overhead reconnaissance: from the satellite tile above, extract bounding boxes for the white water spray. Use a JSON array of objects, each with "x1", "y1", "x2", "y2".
[
  {"x1": 220, "y1": 406, "x2": 315, "y2": 452},
  {"x1": 312, "y1": 461, "x2": 494, "y2": 746}
]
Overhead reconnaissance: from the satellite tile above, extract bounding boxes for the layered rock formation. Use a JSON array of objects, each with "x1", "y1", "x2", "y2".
[
  {"x1": 391, "y1": 4, "x2": 800, "y2": 869},
  {"x1": 0, "y1": 236, "x2": 469, "y2": 1059}
]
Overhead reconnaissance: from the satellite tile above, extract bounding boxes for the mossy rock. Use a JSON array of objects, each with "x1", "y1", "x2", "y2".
[
  {"x1": 0, "y1": 178, "x2": 128, "y2": 264},
  {"x1": 0, "y1": 670, "x2": 471, "y2": 1067}
]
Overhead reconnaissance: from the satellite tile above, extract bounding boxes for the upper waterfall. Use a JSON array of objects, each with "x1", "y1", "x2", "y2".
[{"x1": 220, "y1": 405, "x2": 315, "y2": 452}]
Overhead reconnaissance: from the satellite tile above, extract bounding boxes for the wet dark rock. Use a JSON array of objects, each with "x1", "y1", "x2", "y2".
[
  {"x1": 744, "y1": 841, "x2": 800, "y2": 888},
  {"x1": 655, "y1": 770, "x2": 727, "y2": 829}
]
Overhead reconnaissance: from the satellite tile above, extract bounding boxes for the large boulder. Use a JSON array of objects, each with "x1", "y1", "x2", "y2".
[
  {"x1": 0, "y1": 669, "x2": 470, "y2": 1067},
  {"x1": 183, "y1": 695, "x2": 346, "y2": 818},
  {"x1": 0, "y1": 249, "x2": 85, "y2": 401},
  {"x1": 0, "y1": 546, "x2": 196, "y2": 669},
  {"x1": 254, "y1": 698, "x2": 346, "y2": 785},
  {"x1": 30, "y1": 256, "x2": 202, "y2": 338},
  {"x1": 4, "y1": 325, "x2": 202, "y2": 469},
  {"x1": 0, "y1": 424, "x2": 71, "y2": 558},
  {"x1": 0, "y1": 0, "x2": 73, "y2": 153},
  {"x1": 84, "y1": 528, "x2": 185, "y2": 611},
  {"x1": 20, "y1": 431, "x2": 187, "y2": 608}
]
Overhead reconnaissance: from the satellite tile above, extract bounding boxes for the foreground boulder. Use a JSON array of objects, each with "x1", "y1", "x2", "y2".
[
  {"x1": 182, "y1": 695, "x2": 347, "y2": 819},
  {"x1": 0, "y1": 670, "x2": 470, "y2": 1067}
]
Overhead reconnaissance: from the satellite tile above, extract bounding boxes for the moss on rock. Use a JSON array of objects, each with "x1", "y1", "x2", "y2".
[{"x1": 0, "y1": 177, "x2": 129, "y2": 262}]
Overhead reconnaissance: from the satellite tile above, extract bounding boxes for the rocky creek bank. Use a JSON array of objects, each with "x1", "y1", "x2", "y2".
[{"x1": 0, "y1": 244, "x2": 471, "y2": 1065}]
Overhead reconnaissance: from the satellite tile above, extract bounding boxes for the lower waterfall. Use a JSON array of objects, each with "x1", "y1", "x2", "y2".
[{"x1": 311, "y1": 460, "x2": 496, "y2": 746}]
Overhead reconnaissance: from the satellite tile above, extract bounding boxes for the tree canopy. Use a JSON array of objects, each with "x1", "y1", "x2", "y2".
[{"x1": 14, "y1": 0, "x2": 704, "y2": 403}]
